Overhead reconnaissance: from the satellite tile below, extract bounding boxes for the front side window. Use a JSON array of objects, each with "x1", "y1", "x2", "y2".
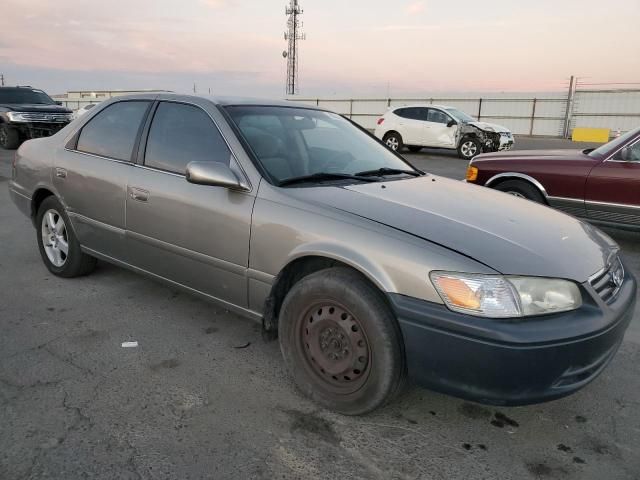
[
  {"x1": 76, "y1": 101, "x2": 149, "y2": 161},
  {"x1": 589, "y1": 127, "x2": 640, "y2": 159},
  {"x1": 226, "y1": 106, "x2": 417, "y2": 183},
  {"x1": 144, "y1": 102, "x2": 231, "y2": 174},
  {"x1": 427, "y1": 109, "x2": 451, "y2": 124},
  {"x1": 613, "y1": 139, "x2": 640, "y2": 162}
]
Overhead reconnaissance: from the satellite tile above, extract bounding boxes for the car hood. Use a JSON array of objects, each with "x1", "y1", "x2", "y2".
[
  {"x1": 2, "y1": 103, "x2": 72, "y2": 114},
  {"x1": 476, "y1": 149, "x2": 590, "y2": 161},
  {"x1": 286, "y1": 175, "x2": 616, "y2": 282},
  {"x1": 466, "y1": 121, "x2": 511, "y2": 133}
]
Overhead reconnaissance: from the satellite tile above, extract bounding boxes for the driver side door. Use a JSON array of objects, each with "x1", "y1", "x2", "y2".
[
  {"x1": 423, "y1": 108, "x2": 457, "y2": 147},
  {"x1": 585, "y1": 138, "x2": 640, "y2": 227}
]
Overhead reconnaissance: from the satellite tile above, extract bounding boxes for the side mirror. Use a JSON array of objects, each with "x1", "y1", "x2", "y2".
[
  {"x1": 447, "y1": 119, "x2": 457, "y2": 128},
  {"x1": 185, "y1": 162, "x2": 249, "y2": 191}
]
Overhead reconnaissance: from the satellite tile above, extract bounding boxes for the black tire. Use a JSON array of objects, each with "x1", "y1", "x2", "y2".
[
  {"x1": 407, "y1": 146, "x2": 422, "y2": 153},
  {"x1": 0, "y1": 124, "x2": 21, "y2": 150},
  {"x1": 36, "y1": 196, "x2": 97, "y2": 277},
  {"x1": 382, "y1": 132, "x2": 404, "y2": 152},
  {"x1": 494, "y1": 179, "x2": 545, "y2": 204},
  {"x1": 457, "y1": 137, "x2": 481, "y2": 159},
  {"x1": 279, "y1": 267, "x2": 406, "y2": 415}
]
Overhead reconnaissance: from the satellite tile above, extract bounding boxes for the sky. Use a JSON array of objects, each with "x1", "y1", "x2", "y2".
[{"x1": 1, "y1": 0, "x2": 639, "y2": 97}]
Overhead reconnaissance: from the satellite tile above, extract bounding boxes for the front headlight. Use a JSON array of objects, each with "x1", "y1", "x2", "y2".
[
  {"x1": 6, "y1": 112, "x2": 29, "y2": 122},
  {"x1": 430, "y1": 272, "x2": 582, "y2": 318}
]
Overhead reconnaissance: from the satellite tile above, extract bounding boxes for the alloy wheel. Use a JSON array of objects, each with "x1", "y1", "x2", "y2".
[
  {"x1": 506, "y1": 191, "x2": 525, "y2": 198},
  {"x1": 386, "y1": 137, "x2": 399, "y2": 151},
  {"x1": 460, "y1": 140, "x2": 478, "y2": 158},
  {"x1": 41, "y1": 209, "x2": 69, "y2": 267}
]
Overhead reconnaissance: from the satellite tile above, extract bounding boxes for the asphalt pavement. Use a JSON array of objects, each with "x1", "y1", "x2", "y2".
[{"x1": 1, "y1": 137, "x2": 639, "y2": 479}]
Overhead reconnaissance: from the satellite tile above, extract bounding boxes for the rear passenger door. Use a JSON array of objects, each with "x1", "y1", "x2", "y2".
[
  {"x1": 54, "y1": 100, "x2": 151, "y2": 259},
  {"x1": 394, "y1": 107, "x2": 427, "y2": 145},
  {"x1": 125, "y1": 100, "x2": 256, "y2": 308}
]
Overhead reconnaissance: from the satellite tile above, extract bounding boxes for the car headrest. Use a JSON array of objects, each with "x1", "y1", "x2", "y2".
[{"x1": 241, "y1": 126, "x2": 283, "y2": 158}]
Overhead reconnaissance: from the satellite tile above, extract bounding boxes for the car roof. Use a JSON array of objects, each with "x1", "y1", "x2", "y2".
[
  {"x1": 391, "y1": 103, "x2": 453, "y2": 110},
  {"x1": 106, "y1": 92, "x2": 326, "y2": 111}
]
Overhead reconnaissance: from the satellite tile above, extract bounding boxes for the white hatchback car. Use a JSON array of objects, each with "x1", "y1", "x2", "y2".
[{"x1": 374, "y1": 104, "x2": 514, "y2": 159}]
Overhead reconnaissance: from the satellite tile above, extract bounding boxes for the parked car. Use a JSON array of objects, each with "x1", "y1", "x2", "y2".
[
  {"x1": 0, "y1": 86, "x2": 74, "y2": 149},
  {"x1": 466, "y1": 126, "x2": 640, "y2": 230},
  {"x1": 374, "y1": 104, "x2": 514, "y2": 159},
  {"x1": 73, "y1": 103, "x2": 98, "y2": 119},
  {"x1": 9, "y1": 93, "x2": 635, "y2": 414}
]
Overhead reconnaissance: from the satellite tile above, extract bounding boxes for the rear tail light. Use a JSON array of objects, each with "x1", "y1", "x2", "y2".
[{"x1": 376, "y1": 118, "x2": 384, "y2": 125}]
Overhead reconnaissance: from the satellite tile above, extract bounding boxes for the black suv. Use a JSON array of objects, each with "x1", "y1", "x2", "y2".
[{"x1": 0, "y1": 86, "x2": 73, "y2": 149}]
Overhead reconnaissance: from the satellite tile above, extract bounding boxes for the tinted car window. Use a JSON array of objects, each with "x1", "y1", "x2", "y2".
[
  {"x1": 0, "y1": 88, "x2": 55, "y2": 105},
  {"x1": 395, "y1": 107, "x2": 427, "y2": 121},
  {"x1": 76, "y1": 101, "x2": 149, "y2": 161},
  {"x1": 144, "y1": 102, "x2": 231, "y2": 174},
  {"x1": 427, "y1": 109, "x2": 451, "y2": 124},
  {"x1": 613, "y1": 139, "x2": 640, "y2": 162}
]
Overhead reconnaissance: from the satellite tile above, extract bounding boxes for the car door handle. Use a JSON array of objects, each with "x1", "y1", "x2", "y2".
[
  {"x1": 129, "y1": 187, "x2": 149, "y2": 202},
  {"x1": 55, "y1": 167, "x2": 67, "y2": 179}
]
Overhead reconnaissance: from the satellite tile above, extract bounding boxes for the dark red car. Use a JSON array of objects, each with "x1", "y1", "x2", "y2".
[{"x1": 465, "y1": 127, "x2": 640, "y2": 229}]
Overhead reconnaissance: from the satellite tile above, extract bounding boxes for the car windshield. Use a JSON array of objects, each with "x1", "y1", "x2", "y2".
[
  {"x1": 0, "y1": 88, "x2": 56, "y2": 105},
  {"x1": 445, "y1": 108, "x2": 475, "y2": 123},
  {"x1": 225, "y1": 106, "x2": 418, "y2": 184},
  {"x1": 588, "y1": 127, "x2": 640, "y2": 158}
]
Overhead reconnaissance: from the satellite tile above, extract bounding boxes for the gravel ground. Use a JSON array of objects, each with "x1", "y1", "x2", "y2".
[{"x1": 1, "y1": 137, "x2": 639, "y2": 480}]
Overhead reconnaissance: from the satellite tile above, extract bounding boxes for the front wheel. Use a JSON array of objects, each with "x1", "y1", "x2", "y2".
[
  {"x1": 0, "y1": 124, "x2": 20, "y2": 150},
  {"x1": 36, "y1": 196, "x2": 97, "y2": 277},
  {"x1": 494, "y1": 179, "x2": 545, "y2": 204},
  {"x1": 383, "y1": 132, "x2": 404, "y2": 152},
  {"x1": 457, "y1": 137, "x2": 481, "y2": 159},
  {"x1": 279, "y1": 267, "x2": 406, "y2": 415}
]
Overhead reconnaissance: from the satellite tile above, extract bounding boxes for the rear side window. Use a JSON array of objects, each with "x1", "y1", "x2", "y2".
[
  {"x1": 395, "y1": 107, "x2": 427, "y2": 121},
  {"x1": 76, "y1": 101, "x2": 149, "y2": 161},
  {"x1": 144, "y1": 102, "x2": 231, "y2": 174}
]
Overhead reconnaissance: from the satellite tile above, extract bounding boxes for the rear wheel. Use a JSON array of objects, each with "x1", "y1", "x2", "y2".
[
  {"x1": 494, "y1": 179, "x2": 545, "y2": 203},
  {"x1": 36, "y1": 196, "x2": 97, "y2": 277},
  {"x1": 457, "y1": 137, "x2": 481, "y2": 159},
  {"x1": 383, "y1": 132, "x2": 404, "y2": 152},
  {"x1": 279, "y1": 267, "x2": 405, "y2": 415},
  {"x1": 0, "y1": 124, "x2": 20, "y2": 150}
]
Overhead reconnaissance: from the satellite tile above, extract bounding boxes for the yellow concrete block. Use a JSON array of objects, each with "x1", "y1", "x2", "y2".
[{"x1": 572, "y1": 128, "x2": 610, "y2": 143}]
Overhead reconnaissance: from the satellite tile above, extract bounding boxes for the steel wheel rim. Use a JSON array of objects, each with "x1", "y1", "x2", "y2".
[
  {"x1": 298, "y1": 303, "x2": 371, "y2": 392},
  {"x1": 386, "y1": 137, "x2": 399, "y2": 150},
  {"x1": 506, "y1": 191, "x2": 525, "y2": 198},
  {"x1": 41, "y1": 209, "x2": 69, "y2": 267},
  {"x1": 461, "y1": 141, "x2": 477, "y2": 157}
]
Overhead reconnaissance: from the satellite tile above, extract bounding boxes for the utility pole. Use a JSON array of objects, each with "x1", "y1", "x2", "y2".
[
  {"x1": 0, "y1": 74, "x2": 4, "y2": 87},
  {"x1": 284, "y1": 0, "x2": 305, "y2": 95}
]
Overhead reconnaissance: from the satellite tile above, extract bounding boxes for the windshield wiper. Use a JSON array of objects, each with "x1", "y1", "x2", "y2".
[
  {"x1": 278, "y1": 172, "x2": 380, "y2": 187},
  {"x1": 354, "y1": 167, "x2": 423, "y2": 177}
]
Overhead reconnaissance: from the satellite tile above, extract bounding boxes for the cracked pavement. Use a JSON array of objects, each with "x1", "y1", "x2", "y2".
[{"x1": 1, "y1": 142, "x2": 640, "y2": 479}]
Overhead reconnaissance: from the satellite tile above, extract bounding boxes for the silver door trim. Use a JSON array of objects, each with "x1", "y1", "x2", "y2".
[
  {"x1": 63, "y1": 148, "x2": 133, "y2": 166},
  {"x1": 247, "y1": 268, "x2": 275, "y2": 284},
  {"x1": 126, "y1": 229, "x2": 246, "y2": 277},
  {"x1": 484, "y1": 172, "x2": 549, "y2": 197},
  {"x1": 584, "y1": 199, "x2": 640, "y2": 212},
  {"x1": 67, "y1": 211, "x2": 126, "y2": 236},
  {"x1": 81, "y1": 245, "x2": 262, "y2": 322}
]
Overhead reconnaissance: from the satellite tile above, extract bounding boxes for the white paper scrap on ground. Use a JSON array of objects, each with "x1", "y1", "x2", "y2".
[{"x1": 121, "y1": 341, "x2": 139, "y2": 348}]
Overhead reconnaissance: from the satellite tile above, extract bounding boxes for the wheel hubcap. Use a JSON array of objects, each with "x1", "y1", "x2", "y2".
[
  {"x1": 461, "y1": 141, "x2": 477, "y2": 157},
  {"x1": 301, "y1": 304, "x2": 370, "y2": 388},
  {"x1": 386, "y1": 137, "x2": 399, "y2": 150},
  {"x1": 41, "y1": 209, "x2": 69, "y2": 267},
  {"x1": 506, "y1": 191, "x2": 525, "y2": 198}
]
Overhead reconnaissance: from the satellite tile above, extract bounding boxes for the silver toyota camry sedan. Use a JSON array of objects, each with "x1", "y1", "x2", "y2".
[{"x1": 9, "y1": 93, "x2": 636, "y2": 414}]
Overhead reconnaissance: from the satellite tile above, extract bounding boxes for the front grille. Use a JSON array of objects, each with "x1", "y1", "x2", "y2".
[
  {"x1": 589, "y1": 256, "x2": 624, "y2": 304},
  {"x1": 18, "y1": 112, "x2": 71, "y2": 123}
]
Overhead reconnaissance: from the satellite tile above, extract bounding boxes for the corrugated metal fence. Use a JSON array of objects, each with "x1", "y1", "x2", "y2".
[{"x1": 289, "y1": 89, "x2": 640, "y2": 138}]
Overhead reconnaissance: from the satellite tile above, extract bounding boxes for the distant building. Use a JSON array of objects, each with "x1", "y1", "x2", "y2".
[{"x1": 53, "y1": 89, "x2": 172, "y2": 110}]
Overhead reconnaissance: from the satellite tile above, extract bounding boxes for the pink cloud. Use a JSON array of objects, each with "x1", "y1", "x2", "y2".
[{"x1": 405, "y1": 1, "x2": 426, "y2": 14}]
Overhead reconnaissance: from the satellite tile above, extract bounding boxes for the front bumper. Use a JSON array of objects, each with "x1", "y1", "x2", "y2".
[
  {"x1": 9, "y1": 121, "x2": 69, "y2": 140},
  {"x1": 498, "y1": 134, "x2": 514, "y2": 151},
  {"x1": 389, "y1": 271, "x2": 636, "y2": 406}
]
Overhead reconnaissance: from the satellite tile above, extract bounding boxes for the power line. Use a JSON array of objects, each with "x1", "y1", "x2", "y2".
[{"x1": 284, "y1": 0, "x2": 305, "y2": 95}]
